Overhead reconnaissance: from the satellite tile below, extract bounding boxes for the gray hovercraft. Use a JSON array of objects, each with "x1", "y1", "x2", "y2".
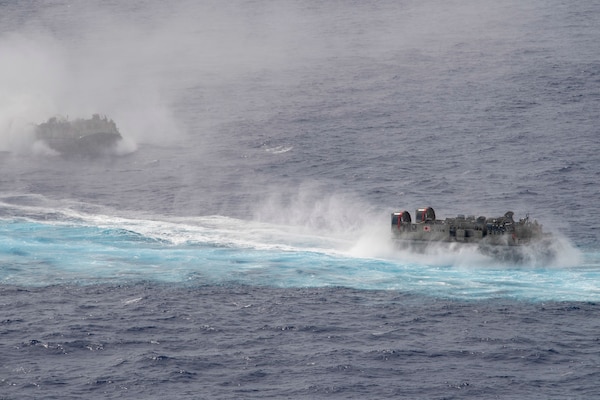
[
  {"x1": 391, "y1": 207, "x2": 553, "y2": 262},
  {"x1": 35, "y1": 114, "x2": 122, "y2": 157}
]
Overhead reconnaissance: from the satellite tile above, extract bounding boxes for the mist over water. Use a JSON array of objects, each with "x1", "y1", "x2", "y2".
[
  {"x1": 0, "y1": 0, "x2": 598, "y2": 271},
  {"x1": 1, "y1": 2, "x2": 600, "y2": 397},
  {"x1": 1, "y1": 0, "x2": 598, "y2": 272}
]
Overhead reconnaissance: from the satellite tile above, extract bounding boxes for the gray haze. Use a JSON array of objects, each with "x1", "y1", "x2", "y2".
[{"x1": 1, "y1": 0, "x2": 598, "y2": 244}]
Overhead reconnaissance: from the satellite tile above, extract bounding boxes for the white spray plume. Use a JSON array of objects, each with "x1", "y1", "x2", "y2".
[{"x1": 0, "y1": 5, "x2": 187, "y2": 153}]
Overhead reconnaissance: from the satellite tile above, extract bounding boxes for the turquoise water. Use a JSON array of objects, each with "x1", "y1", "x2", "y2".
[{"x1": 2, "y1": 211, "x2": 596, "y2": 301}]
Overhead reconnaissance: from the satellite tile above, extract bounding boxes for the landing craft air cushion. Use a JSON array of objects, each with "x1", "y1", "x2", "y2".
[
  {"x1": 35, "y1": 114, "x2": 123, "y2": 157},
  {"x1": 391, "y1": 207, "x2": 552, "y2": 261}
]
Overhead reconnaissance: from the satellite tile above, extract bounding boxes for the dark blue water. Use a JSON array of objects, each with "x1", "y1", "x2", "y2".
[
  {"x1": 1, "y1": 1, "x2": 599, "y2": 398},
  {"x1": 2, "y1": 285, "x2": 599, "y2": 399}
]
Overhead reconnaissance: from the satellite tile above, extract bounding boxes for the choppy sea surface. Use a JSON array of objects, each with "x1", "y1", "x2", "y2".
[{"x1": 1, "y1": 1, "x2": 599, "y2": 398}]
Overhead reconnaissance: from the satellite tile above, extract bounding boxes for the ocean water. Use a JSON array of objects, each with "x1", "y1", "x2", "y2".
[{"x1": 1, "y1": 0, "x2": 600, "y2": 398}]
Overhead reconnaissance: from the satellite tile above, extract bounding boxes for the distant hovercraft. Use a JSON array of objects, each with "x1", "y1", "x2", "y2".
[{"x1": 35, "y1": 114, "x2": 123, "y2": 157}]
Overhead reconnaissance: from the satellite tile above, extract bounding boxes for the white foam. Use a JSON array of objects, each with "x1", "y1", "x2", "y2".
[{"x1": 265, "y1": 145, "x2": 293, "y2": 154}]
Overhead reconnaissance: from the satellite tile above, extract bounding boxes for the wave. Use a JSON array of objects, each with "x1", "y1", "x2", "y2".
[{"x1": 0, "y1": 197, "x2": 597, "y2": 301}]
